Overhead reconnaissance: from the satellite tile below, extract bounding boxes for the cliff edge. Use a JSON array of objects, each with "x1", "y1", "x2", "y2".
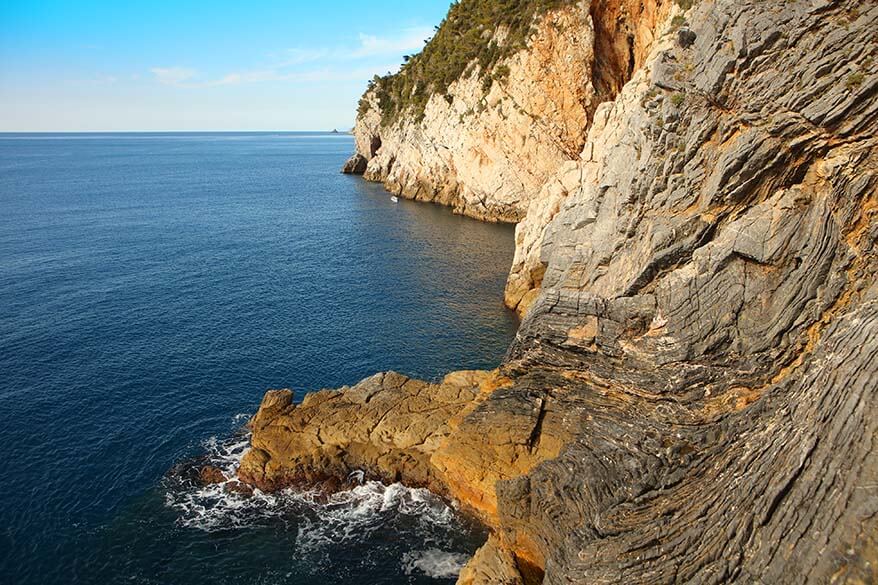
[
  {"x1": 343, "y1": 0, "x2": 665, "y2": 224},
  {"x1": 247, "y1": 0, "x2": 878, "y2": 583}
]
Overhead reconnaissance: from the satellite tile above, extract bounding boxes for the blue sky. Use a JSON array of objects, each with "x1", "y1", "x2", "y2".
[{"x1": 0, "y1": 1, "x2": 450, "y2": 131}]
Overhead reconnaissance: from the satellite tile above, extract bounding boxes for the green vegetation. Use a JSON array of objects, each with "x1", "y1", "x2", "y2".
[
  {"x1": 674, "y1": 0, "x2": 696, "y2": 9},
  {"x1": 671, "y1": 92, "x2": 686, "y2": 107},
  {"x1": 670, "y1": 15, "x2": 687, "y2": 30},
  {"x1": 846, "y1": 71, "x2": 865, "y2": 89},
  {"x1": 640, "y1": 87, "x2": 659, "y2": 108},
  {"x1": 359, "y1": 0, "x2": 575, "y2": 126}
]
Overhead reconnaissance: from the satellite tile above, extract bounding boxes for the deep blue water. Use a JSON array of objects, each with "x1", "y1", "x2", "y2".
[{"x1": 0, "y1": 132, "x2": 518, "y2": 584}]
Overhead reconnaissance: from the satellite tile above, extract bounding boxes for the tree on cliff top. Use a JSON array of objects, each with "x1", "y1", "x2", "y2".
[{"x1": 359, "y1": 0, "x2": 575, "y2": 125}]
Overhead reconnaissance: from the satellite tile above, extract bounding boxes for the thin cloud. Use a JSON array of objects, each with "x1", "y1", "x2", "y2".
[
  {"x1": 193, "y1": 63, "x2": 402, "y2": 87},
  {"x1": 276, "y1": 26, "x2": 432, "y2": 65},
  {"x1": 274, "y1": 48, "x2": 331, "y2": 67},
  {"x1": 150, "y1": 67, "x2": 197, "y2": 86},
  {"x1": 69, "y1": 74, "x2": 118, "y2": 87},
  {"x1": 150, "y1": 26, "x2": 432, "y2": 89},
  {"x1": 351, "y1": 27, "x2": 432, "y2": 58}
]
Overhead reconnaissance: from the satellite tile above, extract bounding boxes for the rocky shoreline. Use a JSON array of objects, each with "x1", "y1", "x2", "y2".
[
  {"x1": 238, "y1": 370, "x2": 492, "y2": 497},
  {"x1": 243, "y1": 0, "x2": 878, "y2": 583}
]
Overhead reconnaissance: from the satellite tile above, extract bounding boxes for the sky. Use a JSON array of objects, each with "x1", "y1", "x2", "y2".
[{"x1": 0, "y1": 0, "x2": 450, "y2": 131}]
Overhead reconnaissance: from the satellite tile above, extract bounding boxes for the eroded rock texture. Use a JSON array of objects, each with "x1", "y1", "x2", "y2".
[
  {"x1": 457, "y1": 534, "x2": 526, "y2": 585},
  {"x1": 238, "y1": 370, "x2": 493, "y2": 494},
  {"x1": 494, "y1": 0, "x2": 878, "y2": 581},
  {"x1": 245, "y1": 0, "x2": 877, "y2": 583}
]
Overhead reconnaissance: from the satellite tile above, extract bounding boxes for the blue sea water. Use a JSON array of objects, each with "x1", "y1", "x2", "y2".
[{"x1": 0, "y1": 132, "x2": 519, "y2": 584}]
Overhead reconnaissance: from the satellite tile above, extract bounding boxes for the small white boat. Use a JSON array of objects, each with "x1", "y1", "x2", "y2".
[{"x1": 391, "y1": 196, "x2": 399, "y2": 203}]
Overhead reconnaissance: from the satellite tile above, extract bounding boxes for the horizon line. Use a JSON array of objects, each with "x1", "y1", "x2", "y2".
[{"x1": 0, "y1": 129, "x2": 353, "y2": 134}]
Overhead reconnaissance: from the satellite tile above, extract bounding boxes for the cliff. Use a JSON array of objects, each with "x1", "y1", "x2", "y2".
[
  {"x1": 245, "y1": 0, "x2": 878, "y2": 583},
  {"x1": 343, "y1": 0, "x2": 665, "y2": 223}
]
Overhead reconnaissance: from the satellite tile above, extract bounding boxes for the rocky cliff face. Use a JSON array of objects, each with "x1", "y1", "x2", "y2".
[
  {"x1": 345, "y1": 0, "x2": 648, "y2": 223},
  {"x1": 248, "y1": 0, "x2": 878, "y2": 583}
]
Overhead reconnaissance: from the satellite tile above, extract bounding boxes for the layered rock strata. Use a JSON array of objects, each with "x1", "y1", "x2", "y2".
[{"x1": 247, "y1": 0, "x2": 878, "y2": 583}]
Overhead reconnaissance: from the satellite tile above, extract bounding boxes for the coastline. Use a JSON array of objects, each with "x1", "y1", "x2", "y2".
[
  {"x1": 0, "y1": 132, "x2": 518, "y2": 585},
  {"x1": 237, "y1": 0, "x2": 878, "y2": 583}
]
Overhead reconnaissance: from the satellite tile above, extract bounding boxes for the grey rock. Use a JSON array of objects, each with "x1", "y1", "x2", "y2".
[
  {"x1": 499, "y1": 0, "x2": 878, "y2": 582},
  {"x1": 341, "y1": 153, "x2": 367, "y2": 174}
]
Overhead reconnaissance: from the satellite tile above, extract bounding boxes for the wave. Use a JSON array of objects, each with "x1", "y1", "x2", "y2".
[
  {"x1": 403, "y1": 549, "x2": 471, "y2": 579},
  {"x1": 294, "y1": 481, "x2": 458, "y2": 553},
  {"x1": 164, "y1": 427, "x2": 476, "y2": 580}
]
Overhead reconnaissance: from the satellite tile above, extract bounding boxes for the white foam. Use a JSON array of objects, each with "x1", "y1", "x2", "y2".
[
  {"x1": 294, "y1": 480, "x2": 458, "y2": 553},
  {"x1": 165, "y1": 433, "x2": 463, "y2": 551},
  {"x1": 402, "y1": 549, "x2": 470, "y2": 579},
  {"x1": 165, "y1": 430, "x2": 285, "y2": 530}
]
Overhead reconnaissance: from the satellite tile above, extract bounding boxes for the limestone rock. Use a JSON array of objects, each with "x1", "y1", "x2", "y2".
[
  {"x1": 345, "y1": 0, "x2": 671, "y2": 224},
  {"x1": 456, "y1": 535, "x2": 524, "y2": 585},
  {"x1": 248, "y1": 389, "x2": 293, "y2": 431},
  {"x1": 494, "y1": 0, "x2": 878, "y2": 582},
  {"x1": 238, "y1": 371, "x2": 493, "y2": 493},
  {"x1": 347, "y1": 3, "x2": 598, "y2": 222},
  {"x1": 431, "y1": 370, "x2": 574, "y2": 523}
]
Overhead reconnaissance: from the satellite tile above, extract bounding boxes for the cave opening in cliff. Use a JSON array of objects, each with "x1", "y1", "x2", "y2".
[
  {"x1": 515, "y1": 554, "x2": 547, "y2": 585},
  {"x1": 369, "y1": 135, "x2": 382, "y2": 157},
  {"x1": 627, "y1": 33, "x2": 636, "y2": 78},
  {"x1": 588, "y1": 0, "x2": 659, "y2": 121}
]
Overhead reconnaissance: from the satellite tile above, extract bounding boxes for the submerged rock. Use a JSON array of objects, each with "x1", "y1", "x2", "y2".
[
  {"x1": 222, "y1": 480, "x2": 253, "y2": 497},
  {"x1": 197, "y1": 465, "x2": 226, "y2": 486}
]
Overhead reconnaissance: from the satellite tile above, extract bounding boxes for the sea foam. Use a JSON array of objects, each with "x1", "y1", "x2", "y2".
[
  {"x1": 165, "y1": 428, "x2": 468, "y2": 568},
  {"x1": 402, "y1": 549, "x2": 472, "y2": 578}
]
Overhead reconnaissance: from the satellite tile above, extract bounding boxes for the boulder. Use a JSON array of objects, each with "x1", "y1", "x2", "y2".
[
  {"x1": 197, "y1": 465, "x2": 226, "y2": 485},
  {"x1": 341, "y1": 153, "x2": 368, "y2": 174}
]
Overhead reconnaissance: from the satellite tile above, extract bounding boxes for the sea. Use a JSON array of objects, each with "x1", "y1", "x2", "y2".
[{"x1": 0, "y1": 132, "x2": 519, "y2": 584}]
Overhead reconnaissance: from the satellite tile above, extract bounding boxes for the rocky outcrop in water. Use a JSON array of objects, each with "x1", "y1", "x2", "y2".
[
  {"x1": 244, "y1": 0, "x2": 878, "y2": 582},
  {"x1": 341, "y1": 153, "x2": 368, "y2": 174},
  {"x1": 238, "y1": 370, "x2": 495, "y2": 494}
]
